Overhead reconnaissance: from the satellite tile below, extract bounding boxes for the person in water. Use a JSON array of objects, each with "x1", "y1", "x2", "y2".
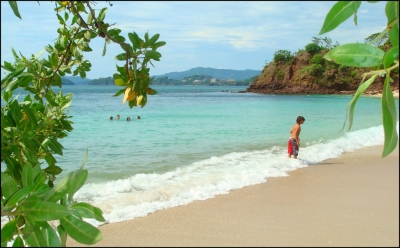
[
  {"x1": 136, "y1": 116, "x2": 140, "y2": 120},
  {"x1": 110, "y1": 116, "x2": 113, "y2": 120},
  {"x1": 127, "y1": 117, "x2": 131, "y2": 121},
  {"x1": 116, "y1": 114, "x2": 120, "y2": 120},
  {"x1": 288, "y1": 116, "x2": 305, "y2": 159}
]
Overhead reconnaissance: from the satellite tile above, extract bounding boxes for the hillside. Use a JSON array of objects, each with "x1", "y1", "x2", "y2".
[
  {"x1": 61, "y1": 77, "x2": 75, "y2": 85},
  {"x1": 246, "y1": 50, "x2": 399, "y2": 95},
  {"x1": 84, "y1": 68, "x2": 260, "y2": 85},
  {"x1": 62, "y1": 76, "x2": 91, "y2": 85},
  {"x1": 155, "y1": 67, "x2": 261, "y2": 80}
]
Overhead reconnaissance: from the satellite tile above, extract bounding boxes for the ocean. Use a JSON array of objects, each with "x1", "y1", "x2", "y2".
[{"x1": 1, "y1": 85, "x2": 399, "y2": 227}]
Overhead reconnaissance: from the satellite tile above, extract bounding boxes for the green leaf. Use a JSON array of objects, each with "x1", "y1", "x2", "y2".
[
  {"x1": 152, "y1": 41, "x2": 166, "y2": 50},
  {"x1": 1, "y1": 218, "x2": 18, "y2": 243},
  {"x1": 87, "y1": 11, "x2": 93, "y2": 24},
  {"x1": 385, "y1": 1, "x2": 399, "y2": 47},
  {"x1": 51, "y1": 53, "x2": 59, "y2": 68},
  {"x1": 4, "y1": 66, "x2": 26, "y2": 92},
  {"x1": 102, "y1": 39, "x2": 107, "y2": 56},
  {"x1": 64, "y1": 11, "x2": 69, "y2": 22},
  {"x1": 43, "y1": 165, "x2": 63, "y2": 176},
  {"x1": 381, "y1": 76, "x2": 398, "y2": 157},
  {"x1": 111, "y1": 88, "x2": 124, "y2": 98},
  {"x1": 5, "y1": 78, "x2": 19, "y2": 92},
  {"x1": 2, "y1": 90, "x2": 13, "y2": 102},
  {"x1": 8, "y1": 1, "x2": 22, "y2": 19},
  {"x1": 1, "y1": 173, "x2": 19, "y2": 199},
  {"x1": 47, "y1": 138, "x2": 64, "y2": 155},
  {"x1": 79, "y1": 70, "x2": 86, "y2": 79},
  {"x1": 71, "y1": 202, "x2": 106, "y2": 222},
  {"x1": 12, "y1": 236, "x2": 24, "y2": 247},
  {"x1": 32, "y1": 173, "x2": 49, "y2": 194},
  {"x1": 18, "y1": 75, "x2": 33, "y2": 87},
  {"x1": 17, "y1": 200, "x2": 70, "y2": 221},
  {"x1": 34, "y1": 49, "x2": 45, "y2": 59},
  {"x1": 114, "y1": 78, "x2": 127, "y2": 86},
  {"x1": 60, "y1": 215, "x2": 103, "y2": 245},
  {"x1": 383, "y1": 46, "x2": 399, "y2": 69},
  {"x1": 98, "y1": 7, "x2": 107, "y2": 22},
  {"x1": 1, "y1": 172, "x2": 14, "y2": 188},
  {"x1": 22, "y1": 163, "x2": 34, "y2": 187},
  {"x1": 128, "y1": 32, "x2": 142, "y2": 51},
  {"x1": 5, "y1": 186, "x2": 33, "y2": 211},
  {"x1": 146, "y1": 33, "x2": 160, "y2": 46},
  {"x1": 323, "y1": 43, "x2": 384, "y2": 67},
  {"x1": 84, "y1": 31, "x2": 91, "y2": 41},
  {"x1": 44, "y1": 169, "x2": 85, "y2": 202},
  {"x1": 115, "y1": 52, "x2": 128, "y2": 61},
  {"x1": 57, "y1": 225, "x2": 67, "y2": 247},
  {"x1": 342, "y1": 74, "x2": 379, "y2": 131},
  {"x1": 81, "y1": 45, "x2": 93, "y2": 52},
  {"x1": 67, "y1": 169, "x2": 88, "y2": 201},
  {"x1": 25, "y1": 224, "x2": 47, "y2": 247},
  {"x1": 57, "y1": 13, "x2": 64, "y2": 24},
  {"x1": 81, "y1": 148, "x2": 88, "y2": 169},
  {"x1": 319, "y1": 1, "x2": 362, "y2": 35},
  {"x1": 114, "y1": 36, "x2": 126, "y2": 43},
  {"x1": 22, "y1": 104, "x2": 38, "y2": 127},
  {"x1": 11, "y1": 47, "x2": 19, "y2": 60},
  {"x1": 145, "y1": 50, "x2": 161, "y2": 61},
  {"x1": 37, "y1": 221, "x2": 61, "y2": 247}
]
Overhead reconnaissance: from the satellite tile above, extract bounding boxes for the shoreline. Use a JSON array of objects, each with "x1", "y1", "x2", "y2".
[
  {"x1": 67, "y1": 144, "x2": 399, "y2": 247},
  {"x1": 362, "y1": 89, "x2": 399, "y2": 98}
]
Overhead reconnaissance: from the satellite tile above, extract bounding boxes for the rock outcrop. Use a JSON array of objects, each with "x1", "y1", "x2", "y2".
[{"x1": 246, "y1": 50, "x2": 399, "y2": 95}]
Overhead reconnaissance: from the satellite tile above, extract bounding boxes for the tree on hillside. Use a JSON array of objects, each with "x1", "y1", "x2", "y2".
[
  {"x1": 319, "y1": 1, "x2": 399, "y2": 157},
  {"x1": 1, "y1": 1, "x2": 165, "y2": 246},
  {"x1": 364, "y1": 32, "x2": 389, "y2": 47}
]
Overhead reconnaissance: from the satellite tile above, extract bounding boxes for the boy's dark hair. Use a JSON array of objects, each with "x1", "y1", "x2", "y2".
[{"x1": 296, "y1": 116, "x2": 305, "y2": 123}]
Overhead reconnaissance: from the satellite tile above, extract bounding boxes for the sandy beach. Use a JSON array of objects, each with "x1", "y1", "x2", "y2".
[
  {"x1": 67, "y1": 144, "x2": 399, "y2": 247},
  {"x1": 364, "y1": 90, "x2": 399, "y2": 98}
]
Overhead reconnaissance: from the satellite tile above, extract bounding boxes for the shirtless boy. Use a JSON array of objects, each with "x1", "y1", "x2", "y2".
[{"x1": 288, "y1": 116, "x2": 305, "y2": 159}]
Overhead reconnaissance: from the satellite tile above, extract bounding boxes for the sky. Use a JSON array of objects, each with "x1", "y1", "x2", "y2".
[{"x1": 1, "y1": 1, "x2": 389, "y2": 79}]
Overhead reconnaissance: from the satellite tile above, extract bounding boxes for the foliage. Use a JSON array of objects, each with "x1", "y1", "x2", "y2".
[
  {"x1": 273, "y1": 50, "x2": 294, "y2": 63},
  {"x1": 151, "y1": 74, "x2": 253, "y2": 86},
  {"x1": 364, "y1": 32, "x2": 389, "y2": 47},
  {"x1": 310, "y1": 54, "x2": 324, "y2": 65},
  {"x1": 305, "y1": 43, "x2": 323, "y2": 54},
  {"x1": 88, "y1": 76, "x2": 114, "y2": 85},
  {"x1": 312, "y1": 36, "x2": 334, "y2": 50},
  {"x1": 1, "y1": 1, "x2": 165, "y2": 246},
  {"x1": 300, "y1": 64, "x2": 325, "y2": 77},
  {"x1": 161, "y1": 67, "x2": 261, "y2": 81},
  {"x1": 320, "y1": 1, "x2": 399, "y2": 157},
  {"x1": 275, "y1": 70, "x2": 284, "y2": 80}
]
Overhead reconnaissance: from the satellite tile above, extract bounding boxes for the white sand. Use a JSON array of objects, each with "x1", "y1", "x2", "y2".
[{"x1": 67, "y1": 144, "x2": 399, "y2": 247}]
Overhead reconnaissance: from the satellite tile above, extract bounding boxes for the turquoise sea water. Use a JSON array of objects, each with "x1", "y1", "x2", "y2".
[{"x1": 1, "y1": 85, "x2": 399, "y2": 226}]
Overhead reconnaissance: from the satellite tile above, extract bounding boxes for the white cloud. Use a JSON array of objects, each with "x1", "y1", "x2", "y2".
[{"x1": 1, "y1": 1, "x2": 388, "y2": 79}]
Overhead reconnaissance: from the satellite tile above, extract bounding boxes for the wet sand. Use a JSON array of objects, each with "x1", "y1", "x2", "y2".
[{"x1": 67, "y1": 144, "x2": 399, "y2": 247}]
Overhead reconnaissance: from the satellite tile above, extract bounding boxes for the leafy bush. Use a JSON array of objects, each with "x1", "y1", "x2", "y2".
[
  {"x1": 305, "y1": 43, "x2": 323, "y2": 54},
  {"x1": 320, "y1": 1, "x2": 398, "y2": 157},
  {"x1": 300, "y1": 64, "x2": 325, "y2": 77},
  {"x1": 273, "y1": 50, "x2": 294, "y2": 63},
  {"x1": 310, "y1": 54, "x2": 324, "y2": 65},
  {"x1": 1, "y1": 1, "x2": 165, "y2": 247}
]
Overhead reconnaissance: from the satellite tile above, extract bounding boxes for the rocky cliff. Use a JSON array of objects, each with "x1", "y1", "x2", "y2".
[{"x1": 246, "y1": 50, "x2": 399, "y2": 95}]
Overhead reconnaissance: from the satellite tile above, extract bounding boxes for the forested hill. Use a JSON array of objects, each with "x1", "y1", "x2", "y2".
[
  {"x1": 84, "y1": 67, "x2": 261, "y2": 85},
  {"x1": 156, "y1": 67, "x2": 261, "y2": 80},
  {"x1": 61, "y1": 77, "x2": 75, "y2": 85},
  {"x1": 86, "y1": 75, "x2": 257, "y2": 86},
  {"x1": 61, "y1": 76, "x2": 91, "y2": 85}
]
